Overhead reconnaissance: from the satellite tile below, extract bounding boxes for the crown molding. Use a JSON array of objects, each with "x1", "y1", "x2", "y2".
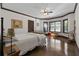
[
  {"x1": 1, "y1": 3, "x2": 78, "y2": 20},
  {"x1": 1, "y1": 3, "x2": 40, "y2": 19},
  {"x1": 74, "y1": 3, "x2": 78, "y2": 13}
]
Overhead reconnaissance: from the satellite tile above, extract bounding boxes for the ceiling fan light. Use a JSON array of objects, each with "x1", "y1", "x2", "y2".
[
  {"x1": 44, "y1": 9, "x2": 48, "y2": 12},
  {"x1": 43, "y1": 13, "x2": 48, "y2": 16}
]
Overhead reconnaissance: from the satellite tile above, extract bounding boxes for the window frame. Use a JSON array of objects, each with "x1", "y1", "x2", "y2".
[
  {"x1": 49, "y1": 21, "x2": 61, "y2": 32},
  {"x1": 63, "y1": 19, "x2": 68, "y2": 33}
]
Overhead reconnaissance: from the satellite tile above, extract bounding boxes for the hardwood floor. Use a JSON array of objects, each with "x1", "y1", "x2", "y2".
[{"x1": 24, "y1": 36, "x2": 79, "y2": 56}]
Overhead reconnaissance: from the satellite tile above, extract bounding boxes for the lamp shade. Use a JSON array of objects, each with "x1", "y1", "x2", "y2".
[{"x1": 7, "y1": 28, "x2": 15, "y2": 37}]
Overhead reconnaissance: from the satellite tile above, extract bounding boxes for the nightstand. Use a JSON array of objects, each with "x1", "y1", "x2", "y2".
[{"x1": 4, "y1": 44, "x2": 20, "y2": 56}]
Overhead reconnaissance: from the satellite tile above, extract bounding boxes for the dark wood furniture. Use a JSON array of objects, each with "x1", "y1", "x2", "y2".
[
  {"x1": 0, "y1": 17, "x2": 4, "y2": 56},
  {"x1": 4, "y1": 44, "x2": 20, "y2": 56}
]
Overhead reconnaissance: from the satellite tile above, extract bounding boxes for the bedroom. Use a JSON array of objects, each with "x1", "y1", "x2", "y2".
[{"x1": 0, "y1": 3, "x2": 79, "y2": 56}]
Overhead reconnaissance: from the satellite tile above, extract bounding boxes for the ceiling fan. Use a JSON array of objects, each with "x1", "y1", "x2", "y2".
[{"x1": 40, "y1": 8, "x2": 53, "y2": 15}]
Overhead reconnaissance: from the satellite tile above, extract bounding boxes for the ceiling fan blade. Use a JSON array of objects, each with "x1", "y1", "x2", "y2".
[{"x1": 48, "y1": 11, "x2": 53, "y2": 13}]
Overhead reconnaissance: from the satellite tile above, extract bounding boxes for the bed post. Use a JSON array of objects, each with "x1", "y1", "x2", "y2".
[{"x1": 0, "y1": 17, "x2": 4, "y2": 56}]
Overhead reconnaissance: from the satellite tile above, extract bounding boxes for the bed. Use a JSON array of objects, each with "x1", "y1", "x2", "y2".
[{"x1": 15, "y1": 33, "x2": 46, "y2": 55}]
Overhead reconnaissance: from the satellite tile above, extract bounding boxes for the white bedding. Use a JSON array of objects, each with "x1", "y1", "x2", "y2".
[
  {"x1": 28, "y1": 33, "x2": 46, "y2": 46},
  {"x1": 15, "y1": 33, "x2": 46, "y2": 55}
]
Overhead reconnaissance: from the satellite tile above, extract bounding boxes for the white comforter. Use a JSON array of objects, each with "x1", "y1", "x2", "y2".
[
  {"x1": 15, "y1": 33, "x2": 46, "y2": 55},
  {"x1": 28, "y1": 33, "x2": 46, "y2": 46}
]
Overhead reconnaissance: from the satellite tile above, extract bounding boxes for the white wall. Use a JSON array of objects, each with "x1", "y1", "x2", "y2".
[
  {"x1": 1, "y1": 9, "x2": 41, "y2": 35},
  {"x1": 75, "y1": 4, "x2": 79, "y2": 48},
  {"x1": 34, "y1": 19, "x2": 43, "y2": 32}
]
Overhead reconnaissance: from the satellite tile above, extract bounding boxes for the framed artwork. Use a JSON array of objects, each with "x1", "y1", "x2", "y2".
[{"x1": 11, "y1": 19, "x2": 23, "y2": 28}]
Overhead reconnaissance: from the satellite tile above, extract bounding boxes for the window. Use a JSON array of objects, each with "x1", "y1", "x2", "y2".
[
  {"x1": 50, "y1": 22, "x2": 55, "y2": 32},
  {"x1": 43, "y1": 22, "x2": 48, "y2": 32},
  {"x1": 63, "y1": 19, "x2": 68, "y2": 33},
  {"x1": 55, "y1": 22, "x2": 61, "y2": 32},
  {"x1": 49, "y1": 21, "x2": 61, "y2": 32}
]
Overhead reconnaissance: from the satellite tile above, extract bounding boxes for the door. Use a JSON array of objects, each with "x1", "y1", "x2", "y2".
[{"x1": 28, "y1": 20, "x2": 34, "y2": 32}]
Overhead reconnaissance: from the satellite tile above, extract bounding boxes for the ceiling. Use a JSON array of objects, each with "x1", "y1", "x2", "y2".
[{"x1": 2, "y1": 3, "x2": 75, "y2": 19}]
